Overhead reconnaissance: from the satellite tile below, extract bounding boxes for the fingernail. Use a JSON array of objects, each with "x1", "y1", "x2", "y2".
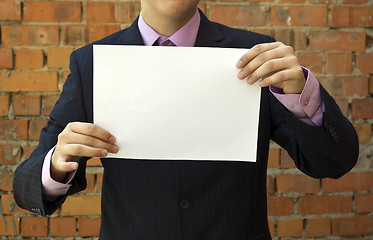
[
  {"x1": 238, "y1": 71, "x2": 244, "y2": 79},
  {"x1": 101, "y1": 150, "x2": 107, "y2": 157},
  {"x1": 112, "y1": 146, "x2": 118, "y2": 153},
  {"x1": 109, "y1": 136, "x2": 116, "y2": 143},
  {"x1": 236, "y1": 60, "x2": 243, "y2": 68}
]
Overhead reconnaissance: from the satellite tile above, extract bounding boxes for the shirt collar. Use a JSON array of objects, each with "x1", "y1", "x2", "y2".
[{"x1": 138, "y1": 9, "x2": 200, "y2": 47}]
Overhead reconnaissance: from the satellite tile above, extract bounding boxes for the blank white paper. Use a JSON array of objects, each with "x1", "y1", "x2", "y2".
[{"x1": 93, "y1": 45, "x2": 261, "y2": 162}]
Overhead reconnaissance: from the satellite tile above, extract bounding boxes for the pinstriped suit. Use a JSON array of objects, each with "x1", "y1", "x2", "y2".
[{"x1": 13, "y1": 11, "x2": 359, "y2": 240}]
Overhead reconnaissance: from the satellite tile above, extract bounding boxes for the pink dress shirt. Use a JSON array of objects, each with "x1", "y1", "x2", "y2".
[{"x1": 42, "y1": 9, "x2": 324, "y2": 199}]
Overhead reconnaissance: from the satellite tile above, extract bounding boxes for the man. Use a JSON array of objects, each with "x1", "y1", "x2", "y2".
[{"x1": 13, "y1": 0, "x2": 359, "y2": 239}]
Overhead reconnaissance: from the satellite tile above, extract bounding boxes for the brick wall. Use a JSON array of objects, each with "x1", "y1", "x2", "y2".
[{"x1": 0, "y1": 0, "x2": 372, "y2": 239}]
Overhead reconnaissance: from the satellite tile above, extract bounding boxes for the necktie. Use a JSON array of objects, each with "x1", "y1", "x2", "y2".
[
  {"x1": 153, "y1": 36, "x2": 176, "y2": 47},
  {"x1": 159, "y1": 39, "x2": 176, "y2": 46}
]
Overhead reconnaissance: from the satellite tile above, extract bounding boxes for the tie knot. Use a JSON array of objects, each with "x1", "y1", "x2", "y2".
[{"x1": 158, "y1": 39, "x2": 176, "y2": 47}]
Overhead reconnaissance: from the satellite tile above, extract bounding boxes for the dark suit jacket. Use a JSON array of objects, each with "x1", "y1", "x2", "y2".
[{"x1": 13, "y1": 11, "x2": 359, "y2": 240}]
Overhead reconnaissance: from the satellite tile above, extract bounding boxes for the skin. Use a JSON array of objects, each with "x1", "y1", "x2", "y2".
[{"x1": 50, "y1": 0, "x2": 305, "y2": 182}]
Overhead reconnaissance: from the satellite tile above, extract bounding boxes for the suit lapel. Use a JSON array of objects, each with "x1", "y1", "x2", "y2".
[
  {"x1": 118, "y1": 18, "x2": 145, "y2": 46},
  {"x1": 118, "y1": 11, "x2": 226, "y2": 48},
  {"x1": 194, "y1": 10, "x2": 226, "y2": 48}
]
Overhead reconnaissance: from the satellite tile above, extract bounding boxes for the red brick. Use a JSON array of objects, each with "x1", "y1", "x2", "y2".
[
  {"x1": 22, "y1": 145, "x2": 37, "y2": 159},
  {"x1": 1, "y1": 25, "x2": 59, "y2": 46},
  {"x1": 277, "y1": 219, "x2": 303, "y2": 237},
  {"x1": 267, "y1": 148, "x2": 279, "y2": 168},
  {"x1": 62, "y1": 70, "x2": 71, "y2": 85},
  {"x1": 356, "y1": 54, "x2": 373, "y2": 74},
  {"x1": 0, "y1": 145, "x2": 21, "y2": 165},
  {"x1": 13, "y1": 95, "x2": 41, "y2": 116},
  {"x1": 0, "y1": 0, "x2": 20, "y2": 20},
  {"x1": 323, "y1": 172, "x2": 373, "y2": 192},
  {"x1": 197, "y1": 3, "x2": 206, "y2": 13},
  {"x1": 353, "y1": 123, "x2": 372, "y2": 144},
  {"x1": 267, "y1": 175, "x2": 274, "y2": 194},
  {"x1": 370, "y1": 75, "x2": 373, "y2": 94},
  {"x1": 258, "y1": 29, "x2": 307, "y2": 51},
  {"x1": 320, "y1": 77, "x2": 369, "y2": 97},
  {"x1": 0, "y1": 170, "x2": 14, "y2": 191},
  {"x1": 0, "y1": 48, "x2": 13, "y2": 69},
  {"x1": 62, "y1": 25, "x2": 120, "y2": 46},
  {"x1": 0, "y1": 71, "x2": 58, "y2": 92},
  {"x1": 15, "y1": 49, "x2": 44, "y2": 69},
  {"x1": 352, "y1": 98, "x2": 373, "y2": 119},
  {"x1": 267, "y1": 196, "x2": 293, "y2": 216},
  {"x1": 343, "y1": 0, "x2": 368, "y2": 3},
  {"x1": 50, "y1": 217, "x2": 76, "y2": 237},
  {"x1": 78, "y1": 217, "x2": 101, "y2": 237},
  {"x1": 0, "y1": 95, "x2": 10, "y2": 116},
  {"x1": 97, "y1": 173, "x2": 103, "y2": 193},
  {"x1": 331, "y1": 6, "x2": 373, "y2": 27},
  {"x1": 335, "y1": 98, "x2": 349, "y2": 117},
  {"x1": 332, "y1": 215, "x2": 373, "y2": 236},
  {"x1": 268, "y1": 219, "x2": 275, "y2": 238},
  {"x1": 298, "y1": 195, "x2": 352, "y2": 214},
  {"x1": 310, "y1": 31, "x2": 366, "y2": 52},
  {"x1": 306, "y1": 218, "x2": 331, "y2": 237},
  {"x1": 280, "y1": 149, "x2": 295, "y2": 168},
  {"x1": 0, "y1": 120, "x2": 28, "y2": 140},
  {"x1": 326, "y1": 53, "x2": 352, "y2": 74},
  {"x1": 62, "y1": 195, "x2": 101, "y2": 215},
  {"x1": 24, "y1": 1, "x2": 81, "y2": 22},
  {"x1": 29, "y1": 119, "x2": 48, "y2": 140},
  {"x1": 87, "y1": 157, "x2": 102, "y2": 166},
  {"x1": 271, "y1": 6, "x2": 327, "y2": 26},
  {"x1": 21, "y1": 217, "x2": 48, "y2": 237},
  {"x1": 210, "y1": 5, "x2": 267, "y2": 26},
  {"x1": 1, "y1": 194, "x2": 28, "y2": 214},
  {"x1": 297, "y1": 52, "x2": 323, "y2": 74},
  {"x1": 47, "y1": 47, "x2": 73, "y2": 68},
  {"x1": 81, "y1": 173, "x2": 95, "y2": 193},
  {"x1": 277, "y1": 174, "x2": 319, "y2": 193},
  {"x1": 43, "y1": 94, "x2": 60, "y2": 116},
  {"x1": 280, "y1": 0, "x2": 305, "y2": 2},
  {"x1": 87, "y1": 2, "x2": 140, "y2": 23},
  {"x1": 0, "y1": 216, "x2": 19, "y2": 236},
  {"x1": 355, "y1": 193, "x2": 373, "y2": 213}
]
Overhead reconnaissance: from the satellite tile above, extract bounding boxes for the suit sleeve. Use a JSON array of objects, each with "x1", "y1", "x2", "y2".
[
  {"x1": 269, "y1": 85, "x2": 359, "y2": 179},
  {"x1": 13, "y1": 51, "x2": 90, "y2": 216}
]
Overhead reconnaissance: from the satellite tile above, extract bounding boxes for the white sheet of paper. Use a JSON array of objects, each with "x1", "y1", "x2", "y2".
[{"x1": 93, "y1": 45, "x2": 261, "y2": 162}]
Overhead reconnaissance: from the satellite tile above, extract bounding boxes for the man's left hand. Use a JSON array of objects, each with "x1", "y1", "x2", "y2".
[{"x1": 236, "y1": 41, "x2": 305, "y2": 94}]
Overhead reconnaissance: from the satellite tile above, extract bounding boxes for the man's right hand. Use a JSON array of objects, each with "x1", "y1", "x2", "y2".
[{"x1": 51, "y1": 122, "x2": 118, "y2": 183}]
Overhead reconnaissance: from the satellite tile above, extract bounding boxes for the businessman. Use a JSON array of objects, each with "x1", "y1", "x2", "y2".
[{"x1": 13, "y1": 0, "x2": 359, "y2": 239}]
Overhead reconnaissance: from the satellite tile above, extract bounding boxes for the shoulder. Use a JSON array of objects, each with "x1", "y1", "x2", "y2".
[
  {"x1": 213, "y1": 22, "x2": 275, "y2": 48},
  {"x1": 73, "y1": 28, "x2": 130, "y2": 59}
]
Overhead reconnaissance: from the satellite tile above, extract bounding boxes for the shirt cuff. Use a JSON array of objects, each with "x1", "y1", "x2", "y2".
[
  {"x1": 41, "y1": 146, "x2": 76, "y2": 199},
  {"x1": 270, "y1": 67, "x2": 324, "y2": 126}
]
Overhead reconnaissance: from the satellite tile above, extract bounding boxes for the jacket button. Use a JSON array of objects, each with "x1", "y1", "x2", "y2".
[{"x1": 179, "y1": 199, "x2": 190, "y2": 209}]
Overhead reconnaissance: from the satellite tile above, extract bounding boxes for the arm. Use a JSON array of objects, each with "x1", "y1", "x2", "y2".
[
  {"x1": 236, "y1": 41, "x2": 359, "y2": 179},
  {"x1": 13, "y1": 50, "x2": 117, "y2": 216}
]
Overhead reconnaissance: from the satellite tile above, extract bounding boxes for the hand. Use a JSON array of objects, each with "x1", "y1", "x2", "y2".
[
  {"x1": 51, "y1": 122, "x2": 118, "y2": 182},
  {"x1": 236, "y1": 41, "x2": 305, "y2": 94}
]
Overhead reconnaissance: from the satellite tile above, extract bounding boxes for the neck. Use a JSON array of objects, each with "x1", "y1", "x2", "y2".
[{"x1": 141, "y1": 9, "x2": 197, "y2": 37}]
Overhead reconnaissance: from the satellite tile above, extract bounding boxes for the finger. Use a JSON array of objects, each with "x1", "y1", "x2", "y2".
[
  {"x1": 55, "y1": 161, "x2": 79, "y2": 172},
  {"x1": 257, "y1": 67, "x2": 303, "y2": 88},
  {"x1": 239, "y1": 47, "x2": 290, "y2": 80},
  {"x1": 246, "y1": 57, "x2": 292, "y2": 84},
  {"x1": 67, "y1": 122, "x2": 116, "y2": 144},
  {"x1": 236, "y1": 42, "x2": 283, "y2": 69},
  {"x1": 59, "y1": 131, "x2": 118, "y2": 153},
  {"x1": 60, "y1": 143, "x2": 110, "y2": 158}
]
